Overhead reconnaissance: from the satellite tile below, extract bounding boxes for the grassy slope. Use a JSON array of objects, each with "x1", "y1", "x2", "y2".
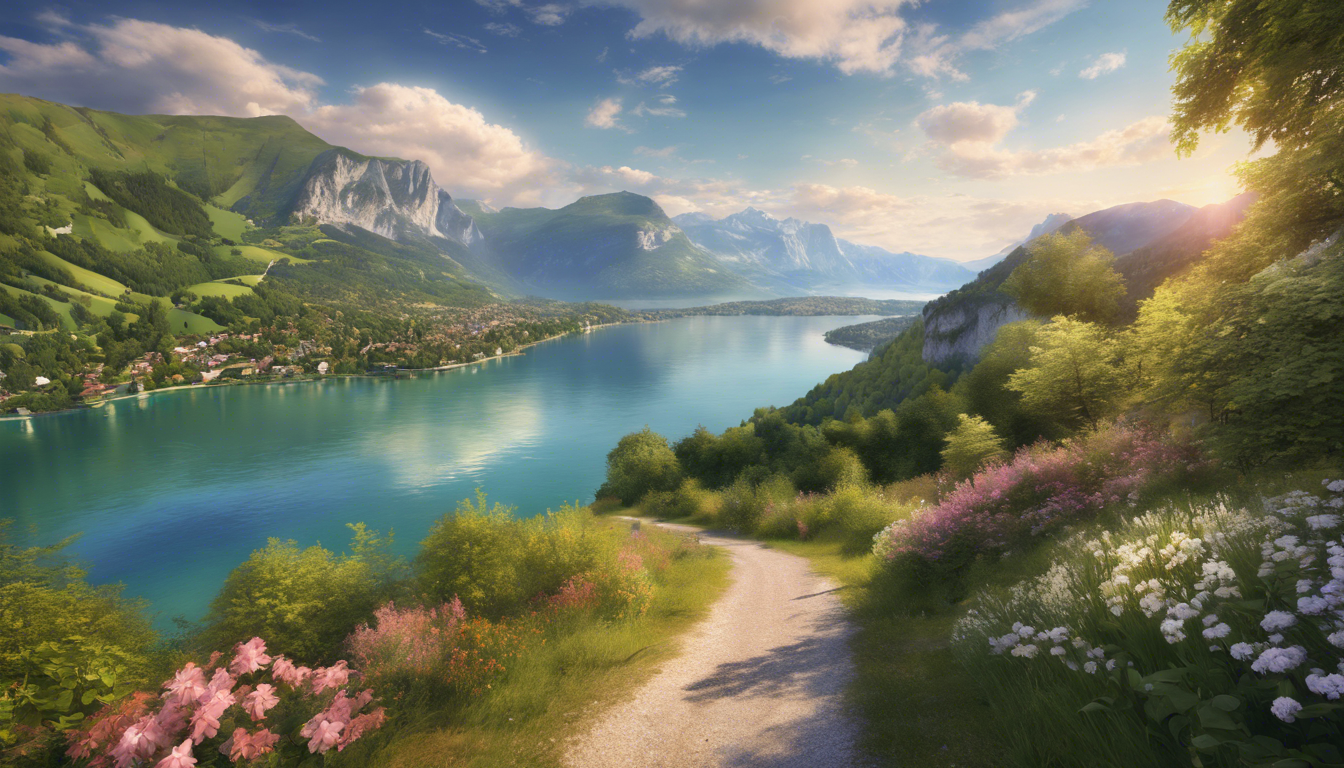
[
  {"x1": 366, "y1": 519, "x2": 731, "y2": 768},
  {"x1": 35, "y1": 249, "x2": 128, "y2": 296},
  {"x1": 187, "y1": 281, "x2": 254, "y2": 299}
]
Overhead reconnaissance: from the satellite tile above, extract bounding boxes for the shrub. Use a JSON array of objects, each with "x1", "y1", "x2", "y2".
[
  {"x1": 204, "y1": 526, "x2": 398, "y2": 663},
  {"x1": 596, "y1": 427, "x2": 682, "y2": 504},
  {"x1": 346, "y1": 600, "x2": 534, "y2": 701},
  {"x1": 639, "y1": 478, "x2": 710, "y2": 520},
  {"x1": 64, "y1": 636, "x2": 383, "y2": 767},
  {"x1": 941, "y1": 414, "x2": 1008, "y2": 480},
  {"x1": 954, "y1": 480, "x2": 1344, "y2": 768},
  {"x1": 815, "y1": 445, "x2": 869, "y2": 491},
  {"x1": 719, "y1": 474, "x2": 794, "y2": 534},
  {"x1": 875, "y1": 423, "x2": 1209, "y2": 579}
]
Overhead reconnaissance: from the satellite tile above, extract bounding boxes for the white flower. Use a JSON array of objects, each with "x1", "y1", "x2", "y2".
[
  {"x1": 1326, "y1": 480, "x2": 1344, "y2": 493},
  {"x1": 1271, "y1": 697, "x2": 1302, "y2": 723},
  {"x1": 1083, "y1": 661, "x2": 1098, "y2": 674},
  {"x1": 1298, "y1": 579, "x2": 1317, "y2": 594},
  {"x1": 1017, "y1": 625, "x2": 1036, "y2": 639},
  {"x1": 1328, "y1": 630, "x2": 1344, "y2": 649},
  {"x1": 1011, "y1": 644, "x2": 1039, "y2": 659},
  {"x1": 1202, "y1": 623, "x2": 1232, "y2": 640},
  {"x1": 1230, "y1": 643, "x2": 1255, "y2": 660},
  {"x1": 1168, "y1": 603, "x2": 1200, "y2": 620},
  {"x1": 1106, "y1": 660, "x2": 1117, "y2": 671},
  {"x1": 1299, "y1": 596, "x2": 1329, "y2": 615},
  {"x1": 1050, "y1": 646, "x2": 1066, "y2": 656},
  {"x1": 1307, "y1": 514, "x2": 1342, "y2": 531},
  {"x1": 1269, "y1": 633, "x2": 1285, "y2": 644},
  {"x1": 1047, "y1": 627, "x2": 1070, "y2": 643},
  {"x1": 1306, "y1": 673, "x2": 1344, "y2": 701},
  {"x1": 1203, "y1": 614, "x2": 1221, "y2": 627},
  {"x1": 1261, "y1": 611, "x2": 1298, "y2": 632},
  {"x1": 1252, "y1": 646, "x2": 1308, "y2": 675}
]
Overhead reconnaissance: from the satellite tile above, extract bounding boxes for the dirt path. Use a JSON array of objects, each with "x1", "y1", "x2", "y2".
[{"x1": 564, "y1": 523, "x2": 865, "y2": 768}]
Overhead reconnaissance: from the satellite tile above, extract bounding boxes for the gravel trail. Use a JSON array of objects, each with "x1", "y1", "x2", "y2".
[{"x1": 564, "y1": 523, "x2": 864, "y2": 768}]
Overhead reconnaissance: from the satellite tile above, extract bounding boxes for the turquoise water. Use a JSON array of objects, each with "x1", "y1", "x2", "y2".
[{"x1": 0, "y1": 316, "x2": 872, "y2": 627}]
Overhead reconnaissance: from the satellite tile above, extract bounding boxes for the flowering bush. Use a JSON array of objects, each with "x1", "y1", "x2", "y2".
[
  {"x1": 874, "y1": 423, "x2": 1208, "y2": 577},
  {"x1": 347, "y1": 599, "x2": 535, "y2": 699},
  {"x1": 65, "y1": 636, "x2": 383, "y2": 766},
  {"x1": 955, "y1": 480, "x2": 1344, "y2": 767}
]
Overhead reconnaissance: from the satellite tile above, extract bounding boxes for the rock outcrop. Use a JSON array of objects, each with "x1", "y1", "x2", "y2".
[{"x1": 292, "y1": 149, "x2": 481, "y2": 247}]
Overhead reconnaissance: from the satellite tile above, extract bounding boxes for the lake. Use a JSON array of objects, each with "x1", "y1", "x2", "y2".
[{"x1": 0, "y1": 315, "x2": 873, "y2": 627}]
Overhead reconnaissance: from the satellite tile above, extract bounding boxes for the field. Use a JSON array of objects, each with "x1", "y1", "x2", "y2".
[
  {"x1": 168, "y1": 307, "x2": 225, "y2": 334},
  {"x1": 35, "y1": 249, "x2": 129, "y2": 296},
  {"x1": 205, "y1": 204, "x2": 248, "y2": 241},
  {"x1": 214, "y1": 244, "x2": 309, "y2": 266},
  {"x1": 187, "y1": 281, "x2": 254, "y2": 299}
]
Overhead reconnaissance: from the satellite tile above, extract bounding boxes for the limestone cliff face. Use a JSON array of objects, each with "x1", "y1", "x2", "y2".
[
  {"x1": 921, "y1": 299, "x2": 1032, "y2": 366},
  {"x1": 292, "y1": 149, "x2": 481, "y2": 246}
]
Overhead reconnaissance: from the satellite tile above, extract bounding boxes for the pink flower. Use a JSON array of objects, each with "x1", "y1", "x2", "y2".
[
  {"x1": 163, "y1": 664, "x2": 207, "y2": 706},
  {"x1": 189, "y1": 690, "x2": 235, "y2": 744},
  {"x1": 304, "y1": 717, "x2": 344, "y2": 754},
  {"x1": 311, "y1": 660, "x2": 350, "y2": 694},
  {"x1": 229, "y1": 637, "x2": 272, "y2": 676},
  {"x1": 338, "y1": 707, "x2": 387, "y2": 751},
  {"x1": 221, "y1": 727, "x2": 280, "y2": 762},
  {"x1": 154, "y1": 739, "x2": 196, "y2": 768},
  {"x1": 151, "y1": 704, "x2": 186, "y2": 749},
  {"x1": 201, "y1": 668, "x2": 235, "y2": 703},
  {"x1": 352, "y1": 688, "x2": 374, "y2": 712},
  {"x1": 110, "y1": 722, "x2": 156, "y2": 768},
  {"x1": 270, "y1": 656, "x2": 312, "y2": 687},
  {"x1": 242, "y1": 684, "x2": 279, "y2": 721}
]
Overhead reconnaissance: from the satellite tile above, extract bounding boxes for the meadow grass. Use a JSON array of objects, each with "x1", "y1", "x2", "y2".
[
  {"x1": 205, "y1": 204, "x2": 248, "y2": 241},
  {"x1": 361, "y1": 518, "x2": 731, "y2": 768},
  {"x1": 187, "y1": 280, "x2": 255, "y2": 299},
  {"x1": 36, "y1": 248, "x2": 129, "y2": 296},
  {"x1": 216, "y1": 243, "x2": 312, "y2": 266}
]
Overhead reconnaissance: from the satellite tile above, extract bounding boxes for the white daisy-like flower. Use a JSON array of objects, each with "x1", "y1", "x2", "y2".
[
  {"x1": 1271, "y1": 697, "x2": 1302, "y2": 723},
  {"x1": 1261, "y1": 611, "x2": 1298, "y2": 632},
  {"x1": 1230, "y1": 643, "x2": 1255, "y2": 660}
]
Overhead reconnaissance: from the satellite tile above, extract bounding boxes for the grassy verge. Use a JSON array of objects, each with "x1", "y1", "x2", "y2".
[{"x1": 363, "y1": 518, "x2": 731, "y2": 768}]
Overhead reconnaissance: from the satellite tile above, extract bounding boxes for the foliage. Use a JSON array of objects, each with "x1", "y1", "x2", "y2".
[
  {"x1": 1008, "y1": 317, "x2": 1127, "y2": 431},
  {"x1": 0, "y1": 521, "x2": 156, "y2": 684},
  {"x1": 1002, "y1": 231, "x2": 1126, "y2": 325},
  {"x1": 0, "y1": 639, "x2": 141, "y2": 759},
  {"x1": 823, "y1": 315, "x2": 919, "y2": 351},
  {"x1": 596, "y1": 427, "x2": 683, "y2": 504},
  {"x1": 64, "y1": 636, "x2": 384, "y2": 766},
  {"x1": 202, "y1": 526, "x2": 401, "y2": 664},
  {"x1": 952, "y1": 320, "x2": 1056, "y2": 448},
  {"x1": 87, "y1": 170, "x2": 214, "y2": 239},
  {"x1": 874, "y1": 423, "x2": 1210, "y2": 582},
  {"x1": 941, "y1": 415, "x2": 1008, "y2": 481},
  {"x1": 955, "y1": 481, "x2": 1344, "y2": 767}
]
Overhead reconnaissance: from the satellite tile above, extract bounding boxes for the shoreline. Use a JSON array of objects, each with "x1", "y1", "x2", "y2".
[{"x1": 0, "y1": 322, "x2": 629, "y2": 421}]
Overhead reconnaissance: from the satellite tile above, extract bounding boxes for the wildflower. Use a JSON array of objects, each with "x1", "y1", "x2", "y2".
[
  {"x1": 189, "y1": 689, "x2": 234, "y2": 743},
  {"x1": 1252, "y1": 645, "x2": 1308, "y2": 674},
  {"x1": 242, "y1": 683, "x2": 279, "y2": 721},
  {"x1": 1326, "y1": 480, "x2": 1344, "y2": 493},
  {"x1": 155, "y1": 739, "x2": 196, "y2": 768},
  {"x1": 1297, "y1": 579, "x2": 1316, "y2": 594},
  {"x1": 1306, "y1": 672, "x2": 1344, "y2": 700},
  {"x1": 229, "y1": 637, "x2": 272, "y2": 676},
  {"x1": 1105, "y1": 659, "x2": 1117, "y2": 671},
  {"x1": 1261, "y1": 611, "x2": 1297, "y2": 632},
  {"x1": 1010, "y1": 644, "x2": 1039, "y2": 658},
  {"x1": 1298, "y1": 596, "x2": 1329, "y2": 615},
  {"x1": 338, "y1": 707, "x2": 387, "y2": 750},
  {"x1": 1271, "y1": 697, "x2": 1302, "y2": 723},
  {"x1": 1049, "y1": 646, "x2": 1066, "y2": 656},
  {"x1": 1329, "y1": 630, "x2": 1344, "y2": 649},
  {"x1": 1168, "y1": 603, "x2": 1199, "y2": 620},
  {"x1": 271, "y1": 656, "x2": 312, "y2": 687},
  {"x1": 1230, "y1": 643, "x2": 1255, "y2": 660},
  {"x1": 1202, "y1": 623, "x2": 1231, "y2": 640},
  {"x1": 1202, "y1": 614, "x2": 1220, "y2": 627},
  {"x1": 164, "y1": 664, "x2": 207, "y2": 705},
  {"x1": 1307, "y1": 514, "x2": 1342, "y2": 530},
  {"x1": 307, "y1": 719, "x2": 344, "y2": 754},
  {"x1": 110, "y1": 721, "x2": 156, "y2": 767},
  {"x1": 221, "y1": 727, "x2": 280, "y2": 762},
  {"x1": 1083, "y1": 661, "x2": 1097, "y2": 674},
  {"x1": 312, "y1": 660, "x2": 351, "y2": 694}
]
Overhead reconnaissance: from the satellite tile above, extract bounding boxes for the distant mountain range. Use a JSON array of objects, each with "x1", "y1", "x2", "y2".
[
  {"x1": 673, "y1": 208, "x2": 974, "y2": 295},
  {"x1": 962, "y1": 213, "x2": 1075, "y2": 274}
]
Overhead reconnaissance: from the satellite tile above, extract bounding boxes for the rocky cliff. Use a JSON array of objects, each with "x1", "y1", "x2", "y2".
[{"x1": 292, "y1": 149, "x2": 482, "y2": 247}]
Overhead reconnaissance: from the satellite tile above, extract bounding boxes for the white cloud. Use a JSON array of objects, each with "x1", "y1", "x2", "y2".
[
  {"x1": 915, "y1": 93, "x2": 1033, "y2": 145},
  {"x1": 484, "y1": 22, "x2": 522, "y2": 37},
  {"x1": 475, "y1": 0, "x2": 570, "y2": 25},
  {"x1": 585, "y1": 97, "x2": 625, "y2": 129},
  {"x1": 0, "y1": 19, "x2": 320, "y2": 117},
  {"x1": 250, "y1": 20, "x2": 321, "y2": 42},
  {"x1": 1079, "y1": 51, "x2": 1126, "y2": 79},
  {"x1": 305, "y1": 84, "x2": 554, "y2": 201},
  {"x1": 908, "y1": 0, "x2": 1086, "y2": 80},
  {"x1": 619, "y1": 64, "x2": 683, "y2": 86},
  {"x1": 424, "y1": 28, "x2": 488, "y2": 54},
  {"x1": 632, "y1": 99, "x2": 687, "y2": 118},
  {"x1": 588, "y1": 0, "x2": 913, "y2": 75},
  {"x1": 769, "y1": 74, "x2": 792, "y2": 84}
]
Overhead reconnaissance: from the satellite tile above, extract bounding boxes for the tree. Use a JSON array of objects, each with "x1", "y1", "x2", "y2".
[
  {"x1": 596, "y1": 427, "x2": 682, "y2": 504},
  {"x1": 953, "y1": 320, "x2": 1055, "y2": 448},
  {"x1": 941, "y1": 414, "x2": 1008, "y2": 480},
  {"x1": 1007, "y1": 317, "x2": 1126, "y2": 431},
  {"x1": 1002, "y1": 231, "x2": 1126, "y2": 324}
]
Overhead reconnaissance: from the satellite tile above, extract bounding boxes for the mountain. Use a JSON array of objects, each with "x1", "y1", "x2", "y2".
[
  {"x1": 921, "y1": 198, "x2": 1237, "y2": 365},
  {"x1": 674, "y1": 208, "x2": 974, "y2": 293},
  {"x1": 293, "y1": 149, "x2": 482, "y2": 247},
  {"x1": 961, "y1": 213, "x2": 1075, "y2": 273},
  {"x1": 467, "y1": 192, "x2": 753, "y2": 300}
]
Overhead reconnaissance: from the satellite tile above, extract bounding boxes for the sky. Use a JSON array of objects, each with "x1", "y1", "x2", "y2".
[{"x1": 0, "y1": 0, "x2": 1257, "y2": 261}]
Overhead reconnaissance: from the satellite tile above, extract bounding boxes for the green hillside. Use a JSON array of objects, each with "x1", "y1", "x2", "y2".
[{"x1": 471, "y1": 192, "x2": 754, "y2": 299}]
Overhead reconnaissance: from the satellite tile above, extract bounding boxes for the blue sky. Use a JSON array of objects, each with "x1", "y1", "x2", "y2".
[{"x1": 0, "y1": 0, "x2": 1255, "y2": 260}]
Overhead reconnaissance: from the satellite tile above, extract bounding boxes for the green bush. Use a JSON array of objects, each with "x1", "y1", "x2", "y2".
[
  {"x1": 597, "y1": 427, "x2": 683, "y2": 504},
  {"x1": 203, "y1": 524, "x2": 399, "y2": 663}
]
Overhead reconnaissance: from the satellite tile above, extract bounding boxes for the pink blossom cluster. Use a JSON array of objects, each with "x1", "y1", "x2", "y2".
[
  {"x1": 67, "y1": 637, "x2": 383, "y2": 767},
  {"x1": 347, "y1": 599, "x2": 467, "y2": 676},
  {"x1": 874, "y1": 424, "x2": 1204, "y2": 571},
  {"x1": 546, "y1": 575, "x2": 600, "y2": 613}
]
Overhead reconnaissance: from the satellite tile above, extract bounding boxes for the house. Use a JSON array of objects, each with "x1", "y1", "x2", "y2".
[{"x1": 317, "y1": 361, "x2": 329, "y2": 374}]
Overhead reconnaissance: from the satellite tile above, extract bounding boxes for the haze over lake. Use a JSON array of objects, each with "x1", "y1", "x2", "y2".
[{"x1": 2, "y1": 315, "x2": 872, "y2": 627}]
